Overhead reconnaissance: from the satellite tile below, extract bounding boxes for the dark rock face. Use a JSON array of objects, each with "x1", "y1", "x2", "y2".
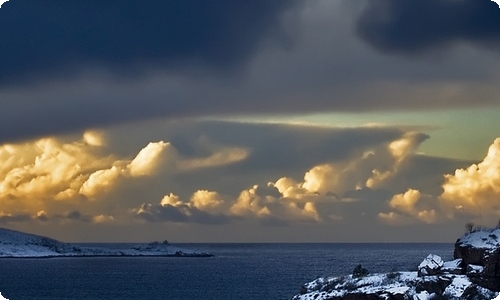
[
  {"x1": 415, "y1": 276, "x2": 452, "y2": 295},
  {"x1": 462, "y1": 284, "x2": 498, "y2": 300},
  {"x1": 454, "y1": 237, "x2": 500, "y2": 291},
  {"x1": 322, "y1": 293, "x2": 404, "y2": 300}
]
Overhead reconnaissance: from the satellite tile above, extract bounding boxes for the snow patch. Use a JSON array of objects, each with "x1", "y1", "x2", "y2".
[
  {"x1": 413, "y1": 291, "x2": 432, "y2": 300},
  {"x1": 443, "y1": 277, "x2": 472, "y2": 298},
  {"x1": 458, "y1": 227, "x2": 500, "y2": 250}
]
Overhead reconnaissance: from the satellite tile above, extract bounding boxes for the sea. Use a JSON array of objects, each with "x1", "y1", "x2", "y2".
[{"x1": 0, "y1": 243, "x2": 453, "y2": 300}]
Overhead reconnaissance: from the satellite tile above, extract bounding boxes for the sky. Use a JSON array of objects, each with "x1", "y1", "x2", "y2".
[{"x1": 1, "y1": 0, "x2": 500, "y2": 243}]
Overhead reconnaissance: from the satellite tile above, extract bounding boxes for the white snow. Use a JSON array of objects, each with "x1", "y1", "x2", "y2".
[
  {"x1": 443, "y1": 259, "x2": 462, "y2": 269},
  {"x1": 458, "y1": 227, "x2": 500, "y2": 250},
  {"x1": 294, "y1": 228, "x2": 500, "y2": 300},
  {"x1": 418, "y1": 254, "x2": 443, "y2": 275},
  {"x1": 0, "y1": 228, "x2": 212, "y2": 258},
  {"x1": 443, "y1": 276, "x2": 473, "y2": 298},
  {"x1": 413, "y1": 291, "x2": 432, "y2": 300},
  {"x1": 293, "y1": 271, "x2": 493, "y2": 300}
]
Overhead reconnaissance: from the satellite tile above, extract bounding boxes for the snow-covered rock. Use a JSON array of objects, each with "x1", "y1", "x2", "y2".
[
  {"x1": 454, "y1": 227, "x2": 500, "y2": 291},
  {"x1": 292, "y1": 228, "x2": 500, "y2": 300},
  {"x1": 467, "y1": 264, "x2": 484, "y2": 276},
  {"x1": 0, "y1": 228, "x2": 213, "y2": 258},
  {"x1": 442, "y1": 259, "x2": 463, "y2": 275},
  {"x1": 457, "y1": 228, "x2": 500, "y2": 250},
  {"x1": 418, "y1": 254, "x2": 444, "y2": 276},
  {"x1": 292, "y1": 272, "x2": 498, "y2": 300}
]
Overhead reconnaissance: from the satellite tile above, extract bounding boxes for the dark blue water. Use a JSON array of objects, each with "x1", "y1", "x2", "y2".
[{"x1": 0, "y1": 243, "x2": 452, "y2": 300}]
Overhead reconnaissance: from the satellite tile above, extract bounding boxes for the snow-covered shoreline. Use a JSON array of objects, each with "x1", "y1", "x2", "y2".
[
  {"x1": 292, "y1": 227, "x2": 500, "y2": 299},
  {"x1": 0, "y1": 228, "x2": 213, "y2": 258}
]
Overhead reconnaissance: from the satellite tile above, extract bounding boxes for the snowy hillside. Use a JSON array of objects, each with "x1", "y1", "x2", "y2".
[{"x1": 0, "y1": 228, "x2": 212, "y2": 258}]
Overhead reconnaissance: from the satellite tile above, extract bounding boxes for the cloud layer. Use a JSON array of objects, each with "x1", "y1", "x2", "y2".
[
  {"x1": 356, "y1": 0, "x2": 500, "y2": 54},
  {"x1": 1, "y1": 1, "x2": 500, "y2": 144},
  {"x1": 0, "y1": 0, "x2": 295, "y2": 84}
]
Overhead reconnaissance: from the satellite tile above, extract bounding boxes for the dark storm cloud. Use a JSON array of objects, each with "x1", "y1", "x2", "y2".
[
  {"x1": 0, "y1": 0, "x2": 295, "y2": 84},
  {"x1": 2, "y1": 1, "x2": 500, "y2": 145},
  {"x1": 356, "y1": 0, "x2": 500, "y2": 54},
  {"x1": 53, "y1": 211, "x2": 92, "y2": 223},
  {"x1": 0, "y1": 214, "x2": 32, "y2": 224}
]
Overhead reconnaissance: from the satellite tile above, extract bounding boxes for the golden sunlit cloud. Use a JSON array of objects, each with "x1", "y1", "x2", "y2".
[
  {"x1": 270, "y1": 132, "x2": 427, "y2": 199},
  {"x1": 0, "y1": 130, "x2": 253, "y2": 224},
  {"x1": 230, "y1": 185, "x2": 273, "y2": 217},
  {"x1": 83, "y1": 130, "x2": 105, "y2": 147},
  {"x1": 179, "y1": 146, "x2": 249, "y2": 171},
  {"x1": 190, "y1": 190, "x2": 224, "y2": 213},
  {"x1": 379, "y1": 189, "x2": 437, "y2": 224},
  {"x1": 379, "y1": 137, "x2": 500, "y2": 225},
  {"x1": 440, "y1": 137, "x2": 500, "y2": 217},
  {"x1": 92, "y1": 214, "x2": 115, "y2": 224},
  {"x1": 128, "y1": 141, "x2": 172, "y2": 177}
]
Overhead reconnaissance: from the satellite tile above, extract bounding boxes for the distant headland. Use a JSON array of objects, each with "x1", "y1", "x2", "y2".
[{"x1": 0, "y1": 228, "x2": 213, "y2": 258}]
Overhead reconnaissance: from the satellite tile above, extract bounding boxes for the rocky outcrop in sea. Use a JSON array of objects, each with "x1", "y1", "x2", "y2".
[{"x1": 292, "y1": 228, "x2": 500, "y2": 300}]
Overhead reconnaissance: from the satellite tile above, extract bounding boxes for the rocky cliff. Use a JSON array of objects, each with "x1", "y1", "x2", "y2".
[
  {"x1": 454, "y1": 227, "x2": 500, "y2": 291},
  {"x1": 292, "y1": 228, "x2": 500, "y2": 300}
]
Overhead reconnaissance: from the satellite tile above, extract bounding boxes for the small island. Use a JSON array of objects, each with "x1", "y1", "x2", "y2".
[
  {"x1": 293, "y1": 227, "x2": 500, "y2": 300},
  {"x1": 0, "y1": 228, "x2": 213, "y2": 258}
]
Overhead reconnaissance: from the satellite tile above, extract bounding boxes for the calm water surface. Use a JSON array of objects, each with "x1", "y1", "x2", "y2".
[{"x1": 0, "y1": 243, "x2": 452, "y2": 300}]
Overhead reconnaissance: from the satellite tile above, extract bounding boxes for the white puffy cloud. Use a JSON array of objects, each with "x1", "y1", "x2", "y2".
[
  {"x1": 389, "y1": 189, "x2": 422, "y2": 215},
  {"x1": 378, "y1": 137, "x2": 500, "y2": 225},
  {"x1": 0, "y1": 133, "x2": 179, "y2": 221},
  {"x1": 440, "y1": 138, "x2": 500, "y2": 217},
  {"x1": 230, "y1": 185, "x2": 273, "y2": 217},
  {"x1": 151, "y1": 131, "x2": 426, "y2": 225},
  {"x1": 135, "y1": 192, "x2": 230, "y2": 225},
  {"x1": 79, "y1": 166, "x2": 122, "y2": 198},
  {"x1": 379, "y1": 189, "x2": 437, "y2": 224},
  {"x1": 135, "y1": 184, "x2": 321, "y2": 225},
  {"x1": 128, "y1": 141, "x2": 172, "y2": 176},
  {"x1": 0, "y1": 136, "x2": 113, "y2": 212},
  {"x1": 92, "y1": 214, "x2": 115, "y2": 224},
  {"x1": 226, "y1": 184, "x2": 321, "y2": 222},
  {"x1": 0, "y1": 128, "x2": 253, "y2": 222},
  {"x1": 160, "y1": 193, "x2": 184, "y2": 207},
  {"x1": 269, "y1": 132, "x2": 427, "y2": 200},
  {"x1": 83, "y1": 130, "x2": 105, "y2": 147},
  {"x1": 190, "y1": 190, "x2": 224, "y2": 213}
]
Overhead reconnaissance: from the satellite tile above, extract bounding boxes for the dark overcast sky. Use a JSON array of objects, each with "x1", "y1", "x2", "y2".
[{"x1": 1, "y1": 0, "x2": 500, "y2": 243}]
